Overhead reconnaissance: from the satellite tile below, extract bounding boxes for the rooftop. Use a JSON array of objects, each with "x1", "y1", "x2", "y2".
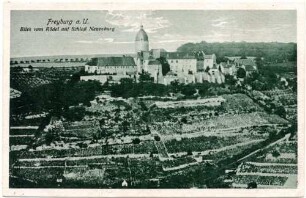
[
  {"x1": 245, "y1": 65, "x2": 256, "y2": 71},
  {"x1": 220, "y1": 62, "x2": 233, "y2": 68},
  {"x1": 148, "y1": 60, "x2": 161, "y2": 65},
  {"x1": 135, "y1": 25, "x2": 149, "y2": 42},
  {"x1": 166, "y1": 70, "x2": 177, "y2": 76},
  {"x1": 212, "y1": 64, "x2": 218, "y2": 69},
  {"x1": 88, "y1": 56, "x2": 136, "y2": 67},
  {"x1": 204, "y1": 55, "x2": 215, "y2": 59},
  {"x1": 235, "y1": 58, "x2": 256, "y2": 67},
  {"x1": 161, "y1": 52, "x2": 196, "y2": 59}
]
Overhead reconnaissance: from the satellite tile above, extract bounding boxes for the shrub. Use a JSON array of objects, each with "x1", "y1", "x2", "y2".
[
  {"x1": 64, "y1": 107, "x2": 86, "y2": 121},
  {"x1": 154, "y1": 136, "x2": 161, "y2": 141}
]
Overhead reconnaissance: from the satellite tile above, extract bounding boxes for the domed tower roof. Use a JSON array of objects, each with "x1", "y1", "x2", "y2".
[{"x1": 135, "y1": 25, "x2": 148, "y2": 41}]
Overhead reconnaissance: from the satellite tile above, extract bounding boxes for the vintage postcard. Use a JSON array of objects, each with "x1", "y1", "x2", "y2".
[{"x1": 2, "y1": 0, "x2": 305, "y2": 197}]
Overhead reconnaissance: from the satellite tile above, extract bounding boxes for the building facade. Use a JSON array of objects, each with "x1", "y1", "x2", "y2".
[
  {"x1": 82, "y1": 25, "x2": 226, "y2": 85},
  {"x1": 85, "y1": 57, "x2": 137, "y2": 76}
]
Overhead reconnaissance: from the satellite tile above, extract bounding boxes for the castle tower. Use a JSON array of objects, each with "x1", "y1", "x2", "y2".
[{"x1": 135, "y1": 25, "x2": 149, "y2": 53}]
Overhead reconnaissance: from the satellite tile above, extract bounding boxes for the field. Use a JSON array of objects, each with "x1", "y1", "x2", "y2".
[
  {"x1": 165, "y1": 135, "x2": 263, "y2": 153},
  {"x1": 9, "y1": 91, "x2": 294, "y2": 188},
  {"x1": 238, "y1": 162, "x2": 297, "y2": 175},
  {"x1": 221, "y1": 94, "x2": 264, "y2": 113},
  {"x1": 231, "y1": 138, "x2": 298, "y2": 188},
  {"x1": 233, "y1": 175, "x2": 288, "y2": 187},
  {"x1": 10, "y1": 73, "x2": 51, "y2": 91}
]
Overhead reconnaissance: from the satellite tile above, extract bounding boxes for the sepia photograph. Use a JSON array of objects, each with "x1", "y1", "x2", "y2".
[{"x1": 2, "y1": 2, "x2": 305, "y2": 197}]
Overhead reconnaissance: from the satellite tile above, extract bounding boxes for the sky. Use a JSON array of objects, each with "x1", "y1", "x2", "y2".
[{"x1": 11, "y1": 10, "x2": 296, "y2": 57}]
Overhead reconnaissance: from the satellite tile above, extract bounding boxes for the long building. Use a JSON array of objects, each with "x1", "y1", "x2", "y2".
[
  {"x1": 12, "y1": 25, "x2": 231, "y2": 85},
  {"x1": 85, "y1": 56, "x2": 137, "y2": 75}
]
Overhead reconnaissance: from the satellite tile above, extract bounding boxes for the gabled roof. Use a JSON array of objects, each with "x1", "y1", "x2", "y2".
[
  {"x1": 220, "y1": 62, "x2": 227, "y2": 66},
  {"x1": 161, "y1": 52, "x2": 196, "y2": 59},
  {"x1": 235, "y1": 58, "x2": 256, "y2": 67},
  {"x1": 223, "y1": 64, "x2": 233, "y2": 68},
  {"x1": 220, "y1": 62, "x2": 233, "y2": 68},
  {"x1": 204, "y1": 55, "x2": 214, "y2": 59},
  {"x1": 166, "y1": 70, "x2": 177, "y2": 76},
  {"x1": 88, "y1": 56, "x2": 136, "y2": 67},
  {"x1": 148, "y1": 60, "x2": 161, "y2": 65},
  {"x1": 245, "y1": 65, "x2": 256, "y2": 71}
]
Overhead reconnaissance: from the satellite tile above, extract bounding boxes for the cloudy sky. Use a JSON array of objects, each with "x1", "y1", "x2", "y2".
[{"x1": 11, "y1": 10, "x2": 296, "y2": 57}]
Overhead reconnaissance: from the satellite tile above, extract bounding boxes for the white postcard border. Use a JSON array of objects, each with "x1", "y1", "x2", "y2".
[{"x1": 2, "y1": 1, "x2": 305, "y2": 197}]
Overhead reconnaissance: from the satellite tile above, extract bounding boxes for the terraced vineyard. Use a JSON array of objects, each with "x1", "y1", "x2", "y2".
[
  {"x1": 231, "y1": 139, "x2": 298, "y2": 188},
  {"x1": 9, "y1": 91, "x2": 295, "y2": 188}
]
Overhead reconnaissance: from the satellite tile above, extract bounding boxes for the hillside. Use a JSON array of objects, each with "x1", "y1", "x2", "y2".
[{"x1": 177, "y1": 41, "x2": 297, "y2": 63}]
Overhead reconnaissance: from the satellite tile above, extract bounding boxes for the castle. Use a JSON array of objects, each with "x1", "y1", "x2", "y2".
[
  {"x1": 83, "y1": 25, "x2": 225, "y2": 85},
  {"x1": 10, "y1": 26, "x2": 258, "y2": 85}
]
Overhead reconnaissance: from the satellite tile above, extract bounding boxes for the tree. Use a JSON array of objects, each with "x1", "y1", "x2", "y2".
[
  {"x1": 181, "y1": 117, "x2": 188, "y2": 124},
  {"x1": 45, "y1": 132, "x2": 55, "y2": 145},
  {"x1": 170, "y1": 80, "x2": 180, "y2": 93},
  {"x1": 139, "y1": 71, "x2": 153, "y2": 83},
  {"x1": 275, "y1": 106, "x2": 286, "y2": 118},
  {"x1": 70, "y1": 72, "x2": 81, "y2": 82},
  {"x1": 132, "y1": 138, "x2": 141, "y2": 144},
  {"x1": 132, "y1": 138, "x2": 141, "y2": 154},
  {"x1": 237, "y1": 68, "x2": 246, "y2": 79},
  {"x1": 28, "y1": 65, "x2": 33, "y2": 71},
  {"x1": 272, "y1": 150, "x2": 281, "y2": 158},
  {"x1": 157, "y1": 57, "x2": 170, "y2": 76},
  {"x1": 44, "y1": 120, "x2": 64, "y2": 145},
  {"x1": 288, "y1": 122, "x2": 297, "y2": 138},
  {"x1": 121, "y1": 120, "x2": 130, "y2": 134},
  {"x1": 268, "y1": 129, "x2": 277, "y2": 139},
  {"x1": 63, "y1": 106, "x2": 86, "y2": 121},
  {"x1": 224, "y1": 74, "x2": 236, "y2": 86},
  {"x1": 247, "y1": 182, "x2": 257, "y2": 189},
  {"x1": 181, "y1": 85, "x2": 196, "y2": 96},
  {"x1": 255, "y1": 57, "x2": 264, "y2": 70},
  {"x1": 154, "y1": 135, "x2": 161, "y2": 141},
  {"x1": 139, "y1": 101, "x2": 148, "y2": 111},
  {"x1": 144, "y1": 125, "x2": 151, "y2": 133}
]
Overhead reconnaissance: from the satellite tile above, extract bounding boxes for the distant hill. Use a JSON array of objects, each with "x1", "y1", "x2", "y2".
[{"x1": 177, "y1": 41, "x2": 297, "y2": 62}]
